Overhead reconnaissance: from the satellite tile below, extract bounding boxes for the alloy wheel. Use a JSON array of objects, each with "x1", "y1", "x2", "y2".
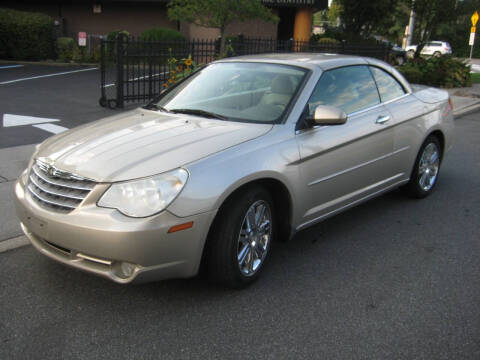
[
  {"x1": 237, "y1": 200, "x2": 272, "y2": 277},
  {"x1": 418, "y1": 142, "x2": 440, "y2": 191}
]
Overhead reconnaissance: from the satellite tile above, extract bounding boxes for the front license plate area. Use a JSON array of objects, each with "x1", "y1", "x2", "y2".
[{"x1": 25, "y1": 213, "x2": 49, "y2": 238}]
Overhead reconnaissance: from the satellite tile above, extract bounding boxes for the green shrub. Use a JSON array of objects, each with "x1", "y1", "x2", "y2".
[
  {"x1": 398, "y1": 56, "x2": 471, "y2": 88},
  {"x1": 317, "y1": 37, "x2": 339, "y2": 45},
  {"x1": 56, "y1": 37, "x2": 75, "y2": 62},
  {"x1": 398, "y1": 67, "x2": 423, "y2": 84},
  {"x1": 139, "y1": 27, "x2": 185, "y2": 42},
  {"x1": 106, "y1": 29, "x2": 130, "y2": 42},
  {"x1": 105, "y1": 30, "x2": 130, "y2": 60},
  {"x1": 0, "y1": 8, "x2": 56, "y2": 60}
]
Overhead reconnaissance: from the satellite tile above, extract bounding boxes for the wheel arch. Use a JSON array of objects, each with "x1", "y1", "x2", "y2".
[
  {"x1": 212, "y1": 176, "x2": 294, "y2": 242},
  {"x1": 426, "y1": 129, "x2": 445, "y2": 160},
  {"x1": 198, "y1": 176, "x2": 294, "y2": 276},
  {"x1": 408, "y1": 128, "x2": 445, "y2": 179}
]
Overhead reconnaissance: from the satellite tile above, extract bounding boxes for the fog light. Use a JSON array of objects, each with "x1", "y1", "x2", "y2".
[{"x1": 120, "y1": 262, "x2": 136, "y2": 278}]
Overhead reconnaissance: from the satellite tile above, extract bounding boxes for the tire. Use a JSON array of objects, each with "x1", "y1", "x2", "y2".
[
  {"x1": 407, "y1": 50, "x2": 415, "y2": 59},
  {"x1": 99, "y1": 97, "x2": 107, "y2": 107},
  {"x1": 108, "y1": 99, "x2": 117, "y2": 109},
  {"x1": 404, "y1": 135, "x2": 442, "y2": 198},
  {"x1": 433, "y1": 51, "x2": 441, "y2": 57},
  {"x1": 206, "y1": 186, "x2": 275, "y2": 288}
]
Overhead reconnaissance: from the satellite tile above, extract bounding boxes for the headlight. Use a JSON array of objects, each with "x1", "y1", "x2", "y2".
[{"x1": 97, "y1": 168, "x2": 189, "y2": 217}]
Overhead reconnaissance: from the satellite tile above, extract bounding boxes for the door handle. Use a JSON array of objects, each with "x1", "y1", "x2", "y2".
[{"x1": 376, "y1": 115, "x2": 390, "y2": 124}]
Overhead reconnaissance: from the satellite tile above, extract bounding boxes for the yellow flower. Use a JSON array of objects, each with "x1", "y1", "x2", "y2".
[
  {"x1": 185, "y1": 58, "x2": 192, "y2": 66},
  {"x1": 168, "y1": 78, "x2": 173, "y2": 84},
  {"x1": 176, "y1": 66, "x2": 182, "y2": 72}
]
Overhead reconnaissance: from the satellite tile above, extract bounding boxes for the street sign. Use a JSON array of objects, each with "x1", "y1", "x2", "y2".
[
  {"x1": 78, "y1": 32, "x2": 87, "y2": 47},
  {"x1": 472, "y1": 11, "x2": 479, "y2": 26},
  {"x1": 472, "y1": 26, "x2": 477, "y2": 33},
  {"x1": 469, "y1": 32, "x2": 475, "y2": 46}
]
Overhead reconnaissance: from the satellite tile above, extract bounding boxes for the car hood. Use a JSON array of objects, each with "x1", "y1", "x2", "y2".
[{"x1": 36, "y1": 108, "x2": 273, "y2": 182}]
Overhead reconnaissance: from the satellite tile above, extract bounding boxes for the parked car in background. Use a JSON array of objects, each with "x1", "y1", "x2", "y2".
[
  {"x1": 389, "y1": 42, "x2": 407, "y2": 64},
  {"x1": 15, "y1": 54, "x2": 454, "y2": 288},
  {"x1": 405, "y1": 41, "x2": 452, "y2": 58},
  {"x1": 378, "y1": 39, "x2": 407, "y2": 64}
]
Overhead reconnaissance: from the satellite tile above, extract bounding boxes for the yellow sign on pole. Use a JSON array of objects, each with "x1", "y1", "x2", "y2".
[
  {"x1": 472, "y1": 11, "x2": 479, "y2": 26},
  {"x1": 472, "y1": 26, "x2": 477, "y2": 33}
]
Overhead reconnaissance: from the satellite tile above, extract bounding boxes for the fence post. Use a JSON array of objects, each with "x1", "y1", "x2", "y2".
[
  {"x1": 341, "y1": 40, "x2": 346, "y2": 54},
  {"x1": 115, "y1": 33, "x2": 125, "y2": 108},
  {"x1": 99, "y1": 37, "x2": 107, "y2": 107},
  {"x1": 384, "y1": 43, "x2": 390, "y2": 62}
]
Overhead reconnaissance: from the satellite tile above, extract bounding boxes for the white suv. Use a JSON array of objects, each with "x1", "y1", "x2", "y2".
[{"x1": 406, "y1": 41, "x2": 452, "y2": 58}]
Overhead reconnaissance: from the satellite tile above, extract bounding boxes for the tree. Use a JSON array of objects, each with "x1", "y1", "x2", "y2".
[
  {"x1": 327, "y1": 0, "x2": 343, "y2": 26},
  {"x1": 167, "y1": 0, "x2": 279, "y2": 54},
  {"x1": 336, "y1": 0, "x2": 400, "y2": 38},
  {"x1": 407, "y1": 0, "x2": 457, "y2": 57}
]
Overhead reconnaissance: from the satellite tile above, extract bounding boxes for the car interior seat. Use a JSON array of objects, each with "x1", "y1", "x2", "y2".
[{"x1": 261, "y1": 75, "x2": 294, "y2": 108}]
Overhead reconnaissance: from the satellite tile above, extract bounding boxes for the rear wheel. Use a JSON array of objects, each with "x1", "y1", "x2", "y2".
[
  {"x1": 433, "y1": 51, "x2": 441, "y2": 57},
  {"x1": 407, "y1": 50, "x2": 415, "y2": 59},
  {"x1": 206, "y1": 186, "x2": 275, "y2": 288},
  {"x1": 404, "y1": 135, "x2": 442, "y2": 198}
]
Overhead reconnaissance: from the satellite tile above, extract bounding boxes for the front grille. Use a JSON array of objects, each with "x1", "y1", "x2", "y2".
[{"x1": 27, "y1": 160, "x2": 96, "y2": 213}]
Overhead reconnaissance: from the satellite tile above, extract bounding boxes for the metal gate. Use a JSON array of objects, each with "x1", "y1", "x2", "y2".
[{"x1": 100, "y1": 35, "x2": 390, "y2": 109}]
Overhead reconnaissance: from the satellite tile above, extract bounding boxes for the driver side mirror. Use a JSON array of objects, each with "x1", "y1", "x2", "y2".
[{"x1": 307, "y1": 105, "x2": 347, "y2": 126}]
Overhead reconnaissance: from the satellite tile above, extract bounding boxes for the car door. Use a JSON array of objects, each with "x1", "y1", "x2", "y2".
[
  {"x1": 295, "y1": 65, "x2": 396, "y2": 229},
  {"x1": 422, "y1": 42, "x2": 434, "y2": 55},
  {"x1": 369, "y1": 66, "x2": 425, "y2": 178}
]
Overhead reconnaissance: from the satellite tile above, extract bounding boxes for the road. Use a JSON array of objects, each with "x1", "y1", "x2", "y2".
[{"x1": 0, "y1": 64, "x2": 479, "y2": 359}]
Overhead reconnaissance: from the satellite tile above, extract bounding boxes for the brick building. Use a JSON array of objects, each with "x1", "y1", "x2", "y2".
[{"x1": 3, "y1": 0, "x2": 326, "y2": 41}]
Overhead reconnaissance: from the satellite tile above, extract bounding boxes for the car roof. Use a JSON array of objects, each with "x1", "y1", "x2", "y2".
[
  {"x1": 216, "y1": 53, "x2": 367, "y2": 71},
  {"x1": 215, "y1": 52, "x2": 413, "y2": 93}
]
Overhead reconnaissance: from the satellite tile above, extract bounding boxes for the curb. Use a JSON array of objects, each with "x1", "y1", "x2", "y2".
[
  {"x1": 0, "y1": 235, "x2": 30, "y2": 254},
  {"x1": 453, "y1": 101, "x2": 480, "y2": 117}
]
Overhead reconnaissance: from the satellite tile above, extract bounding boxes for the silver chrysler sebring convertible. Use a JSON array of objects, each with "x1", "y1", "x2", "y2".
[{"x1": 14, "y1": 54, "x2": 454, "y2": 288}]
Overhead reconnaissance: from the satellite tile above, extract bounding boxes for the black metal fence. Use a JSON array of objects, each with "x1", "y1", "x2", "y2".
[{"x1": 100, "y1": 35, "x2": 390, "y2": 109}]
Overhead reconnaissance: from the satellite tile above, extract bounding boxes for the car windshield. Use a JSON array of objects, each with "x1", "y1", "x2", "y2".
[{"x1": 154, "y1": 62, "x2": 309, "y2": 123}]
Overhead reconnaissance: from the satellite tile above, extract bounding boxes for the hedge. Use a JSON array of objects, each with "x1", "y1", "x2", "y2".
[
  {"x1": 398, "y1": 56, "x2": 471, "y2": 88},
  {"x1": 0, "y1": 8, "x2": 56, "y2": 60}
]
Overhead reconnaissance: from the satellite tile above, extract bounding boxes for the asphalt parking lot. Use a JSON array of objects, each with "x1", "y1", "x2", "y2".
[
  {"x1": 0, "y1": 63, "x2": 119, "y2": 148},
  {"x1": 0, "y1": 63, "x2": 479, "y2": 359}
]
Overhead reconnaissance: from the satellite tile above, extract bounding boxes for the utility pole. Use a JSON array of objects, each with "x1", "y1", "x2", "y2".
[{"x1": 407, "y1": 2, "x2": 415, "y2": 46}]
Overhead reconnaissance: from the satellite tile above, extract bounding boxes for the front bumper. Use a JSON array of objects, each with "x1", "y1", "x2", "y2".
[{"x1": 14, "y1": 174, "x2": 216, "y2": 284}]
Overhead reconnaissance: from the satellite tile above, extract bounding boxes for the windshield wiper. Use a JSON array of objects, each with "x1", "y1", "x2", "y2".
[
  {"x1": 169, "y1": 108, "x2": 227, "y2": 120},
  {"x1": 143, "y1": 103, "x2": 170, "y2": 113}
]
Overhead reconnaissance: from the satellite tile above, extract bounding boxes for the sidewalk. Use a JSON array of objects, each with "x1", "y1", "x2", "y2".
[{"x1": 0, "y1": 144, "x2": 35, "y2": 244}]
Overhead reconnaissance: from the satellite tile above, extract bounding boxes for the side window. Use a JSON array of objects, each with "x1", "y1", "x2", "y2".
[
  {"x1": 307, "y1": 65, "x2": 380, "y2": 115},
  {"x1": 369, "y1": 67, "x2": 405, "y2": 103}
]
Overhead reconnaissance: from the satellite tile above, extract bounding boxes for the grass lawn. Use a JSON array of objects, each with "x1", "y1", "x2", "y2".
[{"x1": 471, "y1": 73, "x2": 480, "y2": 83}]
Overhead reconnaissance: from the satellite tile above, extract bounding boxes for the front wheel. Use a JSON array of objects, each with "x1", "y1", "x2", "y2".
[
  {"x1": 404, "y1": 136, "x2": 442, "y2": 198},
  {"x1": 206, "y1": 186, "x2": 275, "y2": 288}
]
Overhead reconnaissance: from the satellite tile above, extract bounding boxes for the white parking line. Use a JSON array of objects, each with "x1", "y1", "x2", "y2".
[
  {"x1": 2, "y1": 114, "x2": 69, "y2": 134},
  {"x1": 0, "y1": 67, "x2": 98, "y2": 85},
  {"x1": 33, "y1": 123, "x2": 69, "y2": 134},
  {"x1": 103, "y1": 71, "x2": 167, "y2": 88},
  {"x1": 0, "y1": 65, "x2": 24, "y2": 69},
  {"x1": 3, "y1": 114, "x2": 59, "y2": 127}
]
